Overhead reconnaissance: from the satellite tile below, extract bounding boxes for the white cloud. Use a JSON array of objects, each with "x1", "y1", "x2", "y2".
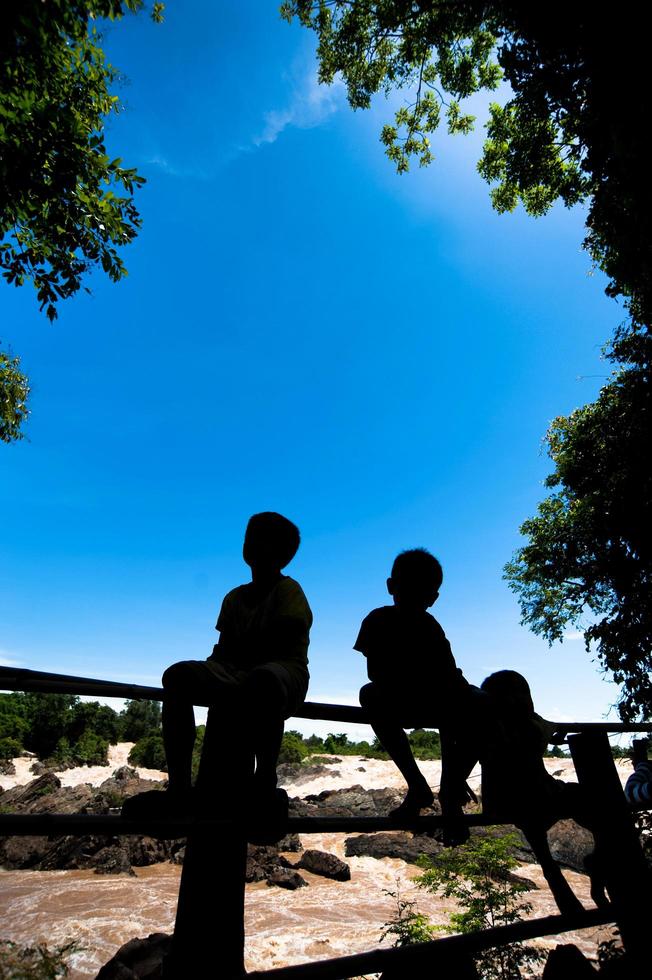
[
  {"x1": 254, "y1": 67, "x2": 344, "y2": 147},
  {"x1": 144, "y1": 154, "x2": 209, "y2": 180},
  {"x1": 563, "y1": 630, "x2": 586, "y2": 642}
]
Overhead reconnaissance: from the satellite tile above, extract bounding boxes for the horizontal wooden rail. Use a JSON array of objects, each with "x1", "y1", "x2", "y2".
[
  {"x1": 2, "y1": 666, "x2": 651, "y2": 732},
  {"x1": 0, "y1": 811, "x2": 519, "y2": 838},
  {"x1": 247, "y1": 907, "x2": 617, "y2": 980}
]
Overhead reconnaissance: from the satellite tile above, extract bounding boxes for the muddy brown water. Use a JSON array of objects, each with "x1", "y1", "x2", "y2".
[
  {"x1": 0, "y1": 834, "x2": 614, "y2": 978},
  {"x1": 1, "y1": 750, "x2": 623, "y2": 976}
]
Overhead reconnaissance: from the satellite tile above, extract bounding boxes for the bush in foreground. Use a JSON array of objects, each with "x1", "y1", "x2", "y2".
[{"x1": 0, "y1": 939, "x2": 78, "y2": 979}]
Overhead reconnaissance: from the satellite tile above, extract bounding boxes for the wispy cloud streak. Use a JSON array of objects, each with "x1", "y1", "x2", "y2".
[{"x1": 254, "y1": 68, "x2": 344, "y2": 147}]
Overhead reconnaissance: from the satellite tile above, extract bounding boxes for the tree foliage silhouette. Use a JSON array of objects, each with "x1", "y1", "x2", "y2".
[
  {"x1": 284, "y1": 2, "x2": 652, "y2": 717},
  {"x1": 0, "y1": 1, "x2": 162, "y2": 439}
]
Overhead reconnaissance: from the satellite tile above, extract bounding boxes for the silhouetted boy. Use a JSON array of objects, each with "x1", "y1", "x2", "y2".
[
  {"x1": 355, "y1": 548, "x2": 472, "y2": 837},
  {"x1": 160, "y1": 512, "x2": 312, "y2": 812}
]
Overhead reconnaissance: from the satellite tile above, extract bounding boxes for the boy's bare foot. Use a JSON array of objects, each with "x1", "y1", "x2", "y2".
[
  {"x1": 121, "y1": 788, "x2": 192, "y2": 821},
  {"x1": 441, "y1": 804, "x2": 470, "y2": 847},
  {"x1": 388, "y1": 785, "x2": 435, "y2": 822}
]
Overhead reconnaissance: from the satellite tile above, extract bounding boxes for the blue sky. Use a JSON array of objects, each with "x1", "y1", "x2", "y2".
[{"x1": 0, "y1": 2, "x2": 623, "y2": 738}]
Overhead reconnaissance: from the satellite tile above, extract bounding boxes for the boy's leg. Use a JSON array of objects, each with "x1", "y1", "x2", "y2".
[
  {"x1": 162, "y1": 660, "x2": 243, "y2": 797},
  {"x1": 243, "y1": 667, "x2": 287, "y2": 795},
  {"x1": 359, "y1": 683, "x2": 433, "y2": 811},
  {"x1": 162, "y1": 662, "x2": 202, "y2": 794}
]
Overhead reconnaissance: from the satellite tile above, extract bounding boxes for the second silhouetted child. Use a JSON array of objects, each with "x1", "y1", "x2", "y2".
[{"x1": 355, "y1": 548, "x2": 472, "y2": 840}]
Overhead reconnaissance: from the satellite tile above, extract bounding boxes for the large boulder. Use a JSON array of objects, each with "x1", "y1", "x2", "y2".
[
  {"x1": 95, "y1": 768, "x2": 165, "y2": 808},
  {"x1": 95, "y1": 933, "x2": 171, "y2": 979},
  {"x1": 0, "y1": 772, "x2": 62, "y2": 810},
  {"x1": 547, "y1": 819, "x2": 596, "y2": 873},
  {"x1": 295, "y1": 848, "x2": 350, "y2": 881},
  {"x1": 266, "y1": 867, "x2": 308, "y2": 889},
  {"x1": 246, "y1": 841, "x2": 307, "y2": 888},
  {"x1": 345, "y1": 831, "x2": 443, "y2": 864},
  {"x1": 0, "y1": 768, "x2": 176, "y2": 873},
  {"x1": 290, "y1": 785, "x2": 405, "y2": 818},
  {"x1": 277, "y1": 763, "x2": 340, "y2": 786},
  {"x1": 0, "y1": 834, "x2": 52, "y2": 869}
]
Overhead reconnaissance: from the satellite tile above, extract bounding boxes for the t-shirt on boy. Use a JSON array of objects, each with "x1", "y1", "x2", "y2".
[
  {"x1": 210, "y1": 575, "x2": 312, "y2": 705},
  {"x1": 354, "y1": 605, "x2": 468, "y2": 697}
]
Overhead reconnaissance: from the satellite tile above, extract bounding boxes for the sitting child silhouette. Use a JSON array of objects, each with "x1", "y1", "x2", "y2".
[
  {"x1": 355, "y1": 548, "x2": 473, "y2": 841},
  {"x1": 479, "y1": 670, "x2": 608, "y2": 914},
  {"x1": 127, "y1": 512, "x2": 312, "y2": 826}
]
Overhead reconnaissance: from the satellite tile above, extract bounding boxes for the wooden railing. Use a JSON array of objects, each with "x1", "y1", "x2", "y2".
[{"x1": 1, "y1": 666, "x2": 651, "y2": 979}]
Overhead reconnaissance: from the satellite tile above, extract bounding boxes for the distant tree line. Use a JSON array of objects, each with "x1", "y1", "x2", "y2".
[
  {"x1": 0, "y1": 692, "x2": 162, "y2": 767},
  {"x1": 278, "y1": 728, "x2": 442, "y2": 765},
  {"x1": 1, "y1": 695, "x2": 631, "y2": 772}
]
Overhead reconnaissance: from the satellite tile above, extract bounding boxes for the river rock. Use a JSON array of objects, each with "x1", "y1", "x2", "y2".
[
  {"x1": 96, "y1": 767, "x2": 166, "y2": 805},
  {"x1": 266, "y1": 867, "x2": 308, "y2": 889},
  {"x1": 345, "y1": 831, "x2": 444, "y2": 864},
  {"x1": 277, "y1": 832, "x2": 303, "y2": 852},
  {"x1": 0, "y1": 760, "x2": 16, "y2": 776},
  {"x1": 93, "y1": 845, "x2": 135, "y2": 876},
  {"x1": 95, "y1": 933, "x2": 172, "y2": 979},
  {"x1": 245, "y1": 842, "x2": 305, "y2": 887},
  {"x1": 0, "y1": 834, "x2": 52, "y2": 869},
  {"x1": 277, "y1": 763, "x2": 340, "y2": 786},
  {"x1": 290, "y1": 784, "x2": 405, "y2": 818},
  {"x1": 295, "y1": 848, "x2": 351, "y2": 881},
  {"x1": 547, "y1": 819, "x2": 595, "y2": 873}
]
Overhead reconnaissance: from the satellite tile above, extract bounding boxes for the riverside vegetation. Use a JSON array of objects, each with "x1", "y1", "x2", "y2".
[{"x1": 0, "y1": 691, "x2": 443, "y2": 773}]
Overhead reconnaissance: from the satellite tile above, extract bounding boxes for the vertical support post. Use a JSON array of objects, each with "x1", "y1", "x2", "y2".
[
  {"x1": 568, "y1": 732, "x2": 652, "y2": 969},
  {"x1": 165, "y1": 823, "x2": 247, "y2": 978},
  {"x1": 165, "y1": 705, "x2": 249, "y2": 978}
]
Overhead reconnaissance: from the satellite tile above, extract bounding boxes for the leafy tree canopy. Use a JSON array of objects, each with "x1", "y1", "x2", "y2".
[
  {"x1": 283, "y1": 1, "x2": 651, "y2": 328},
  {"x1": 505, "y1": 328, "x2": 652, "y2": 721},
  {"x1": 0, "y1": 349, "x2": 29, "y2": 443},
  {"x1": 0, "y1": 0, "x2": 162, "y2": 439},
  {"x1": 120, "y1": 698, "x2": 162, "y2": 741},
  {"x1": 284, "y1": 3, "x2": 652, "y2": 716}
]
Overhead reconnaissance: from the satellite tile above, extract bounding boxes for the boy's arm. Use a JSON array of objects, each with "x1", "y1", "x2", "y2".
[
  {"x1": 353, "y1": 611, "x2": 376, "y2": 657},
  {"x1": 209, "y1": 593, "x2": 236, "y2": 661}
]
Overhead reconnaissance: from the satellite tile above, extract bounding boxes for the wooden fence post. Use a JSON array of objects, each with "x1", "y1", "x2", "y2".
[
  {"x1": 568, "y1": 732, "x2": 652, "y2": 969},
  {"x1": 164, "y1": 823, "x2": 247, "y2": 978}
]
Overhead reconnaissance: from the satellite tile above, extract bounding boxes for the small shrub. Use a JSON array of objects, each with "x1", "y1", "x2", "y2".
[
  {"x1": 129, "y1": 734, "x2": 167, "y2": 770},
  {"x1": 416, "y1": 833, "x2": 543, "y2": 979},
  {"x1": 380, "y1": 880, "x2": 436, "y2": 947},
  {"x1": 72, "y1": 730, "x2": 109, "y2": 766},
  {"x1": 278, "y1": 732, "x2": 308, "y2": 765},
  {"x1": 0, "y1": 736, "x2": 22, "y2": 761}
]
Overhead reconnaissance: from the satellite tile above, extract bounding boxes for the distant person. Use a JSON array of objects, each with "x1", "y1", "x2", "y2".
[
  {"x1": 625, "y1": 739, "x2": 652, "y2": 806},
  {"x1": 355, "y1": 548, "x2": 474, "y2": 843},
  {"x1": 479, "y1": 670, "x2": 608, "y2": 914},
  {"x1": 127, "y1": 512, "x2": 312, "y2": 823}
]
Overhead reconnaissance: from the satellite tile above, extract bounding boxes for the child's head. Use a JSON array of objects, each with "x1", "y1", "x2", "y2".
[
  {"x1": 481, "y1": 670, "x2": 535, "y2": 718},
  {"x1": 243, "y1": 512, "x2": 300, "y2": 572},
  {"x1": 387, "y1": 548, "x2": 443, "y2": 610}
]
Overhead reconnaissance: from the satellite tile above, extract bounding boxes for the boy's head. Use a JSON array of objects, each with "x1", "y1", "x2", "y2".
[
  {"x1": 387, "y1": 548, "x2": 443, "y2": 610},
  {"x1": 243, "y1": 512, "x2": 300, "y2": 572},
  {"x1": 481, "y1": 670, "x2": 535, "y2": 717}
]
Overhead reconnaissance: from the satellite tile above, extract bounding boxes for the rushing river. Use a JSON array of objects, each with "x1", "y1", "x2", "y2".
[
  {"x1": 0, "y1": 839, "x2": 612, "y2": 977},
  {"x1": 1, "y1": 750, "x2": 622, "y2": 976}
]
